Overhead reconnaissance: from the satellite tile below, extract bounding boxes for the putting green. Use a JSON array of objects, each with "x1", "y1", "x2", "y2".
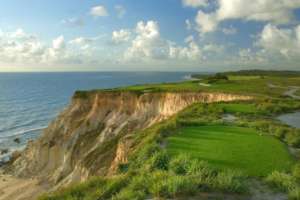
[{"x1": 167, "y1": 125, "x2": 294, "y2": 176}]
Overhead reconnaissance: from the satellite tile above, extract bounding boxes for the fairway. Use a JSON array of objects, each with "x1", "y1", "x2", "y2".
[
  {"x1": 167, "y1": 125, "x2": 294, "y2": 176},
  {"x1": 217, "y1": 103, "x2": 258, "y2": 114}
]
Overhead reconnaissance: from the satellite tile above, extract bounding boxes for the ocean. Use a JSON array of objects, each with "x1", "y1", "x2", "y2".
[{"x1": 0, "y1": 72, "x2": 190, "y2": 161}]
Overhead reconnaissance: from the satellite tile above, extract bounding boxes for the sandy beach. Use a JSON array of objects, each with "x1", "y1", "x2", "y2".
[{"x1": 0, "y1": 170, "x2": 47, "y2": 200}]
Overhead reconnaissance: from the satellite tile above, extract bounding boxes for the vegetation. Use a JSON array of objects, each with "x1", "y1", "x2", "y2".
[
  {"x1": 43, "y1": 70, "x2": 300, "y2": 199},
  {"x1": 73, "y1": 71, "x2": 300, "y2": 100}
]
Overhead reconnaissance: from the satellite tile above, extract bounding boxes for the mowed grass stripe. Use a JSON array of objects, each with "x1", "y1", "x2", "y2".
[{"x1": 167, "y1": 125, "x2": 294, "y2": 177}]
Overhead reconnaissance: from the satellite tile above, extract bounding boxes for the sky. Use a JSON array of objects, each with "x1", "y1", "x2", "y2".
[{"x1": 0, "y1": 0, "x2": 300, "y2": 72}]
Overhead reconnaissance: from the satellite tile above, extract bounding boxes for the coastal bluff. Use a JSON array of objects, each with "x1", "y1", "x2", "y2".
[{"x1": 6, "y1": 91, "x2": 252, "y2": 188}]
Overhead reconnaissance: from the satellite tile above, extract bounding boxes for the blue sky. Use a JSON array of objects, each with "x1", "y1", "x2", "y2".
[{"x1": 0, "y1": 0, "x2": 300, "y2": 72}]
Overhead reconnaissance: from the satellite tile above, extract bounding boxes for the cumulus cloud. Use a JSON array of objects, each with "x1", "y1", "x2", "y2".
[
  {"x1": 195, "y1": 11, "x2": 218, "y2": 33},
  {"x1": 115, "y1": 5, "x2": 126, "y2": 19},
  {"x1": 257, "y1": 24, "x2": 300, "y2": 60},
  {"x1": 69, "y1": 37, "x2": 94, "y2": 50},
  {"x1": 0, "y1": 29, "x2": 96, "y2": 65},
  {"x1": 124, "y1": 21, "x2": 206, "y2": 62},
  {"x1": 124, "y1": 21, "x2": 170, "y2": 60},
  {"x1": 112, "y1": 29, "x2": 131, "y2": 44},
  {"x1": 52, "y1": 35, "x2": 65, "y2": 50},
  {"x1": 90, "y1": 5, "x2": 108, "y2": 17},
  {"x1": 170, "y1": 36, "x2": 203, "y2": 60},
  {"x1": 182, "y1": 0, "x2": 208, "y2": 8},
  {"x1": 195, "y1": 0, "x2": 300, "y2": 34},
  {"x1": 0, "y1": 29, "x2": 45, "y2": 63}
]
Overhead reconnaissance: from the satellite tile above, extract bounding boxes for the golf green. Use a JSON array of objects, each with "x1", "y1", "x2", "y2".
[{"x1": 167, "y1": 125, "x2": 294, "y2": 176}]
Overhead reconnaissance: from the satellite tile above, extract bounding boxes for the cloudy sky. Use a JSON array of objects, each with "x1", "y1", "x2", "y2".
[{"x1": 0, "y1": 0, "x2": 300, "y2": 72}]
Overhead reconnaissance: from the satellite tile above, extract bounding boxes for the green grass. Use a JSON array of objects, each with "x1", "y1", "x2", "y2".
[
  {"x1": 217, "y1": 103, "x2": 257, "y2": 114},
  {"x1": 167, "y1": 125, "x2": 294, "y2": 176},
  {"x1": 228, "y1": 75, "x2": 262, "y2": 81},
  {"x1": 73, "y1": 75, "x2": 300, "y2": 100}
]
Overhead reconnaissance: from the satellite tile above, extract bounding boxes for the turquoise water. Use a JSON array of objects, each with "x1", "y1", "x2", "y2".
[{"x1": 0, "y1": 72, "x2": 190, "y2": 161}]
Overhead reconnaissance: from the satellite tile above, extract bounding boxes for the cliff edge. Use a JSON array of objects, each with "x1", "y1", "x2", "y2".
[{"x1": 7, "y1": 91, "x2": 252, "y2": 187}]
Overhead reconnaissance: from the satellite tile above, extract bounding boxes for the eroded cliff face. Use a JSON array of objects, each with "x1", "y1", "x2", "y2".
[{"x1": 8, "y1": 91, "x2": 252, "y2": 187}]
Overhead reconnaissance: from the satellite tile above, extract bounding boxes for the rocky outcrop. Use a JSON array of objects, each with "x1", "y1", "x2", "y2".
[{"x1": 8, "y1": 91, "x2": 252, "y2": 187}]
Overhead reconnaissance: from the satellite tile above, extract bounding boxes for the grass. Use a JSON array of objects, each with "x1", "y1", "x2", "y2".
[
  {"x1": 167, "y1": 125, "x2": 294, "y2": 176},
  {"x1": 73, "y1": 75, "x2": 300, "y2": 100},
  {"x1": 228, "y1": 75, "x2": 262, "y2": 81},
  {"x1": 217, "y1": 103, "x2": 258, "y2": 114}
]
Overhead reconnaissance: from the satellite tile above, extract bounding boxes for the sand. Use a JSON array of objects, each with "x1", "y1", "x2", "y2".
[{"x1": 0, "y1": 170, "x2": 48, "y2": 200}]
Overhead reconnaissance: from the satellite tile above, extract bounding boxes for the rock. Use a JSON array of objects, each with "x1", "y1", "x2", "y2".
[{"x1": 13, "y1": 138, "x2": 21, "y2": 144}]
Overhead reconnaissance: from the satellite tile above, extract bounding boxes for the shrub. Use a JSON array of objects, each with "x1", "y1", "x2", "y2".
[
  {"x1": 274, "y1": 127, "x2": 290, "y2": 139},
  {"x1": 167, "y1": 176, "x2": 198, "y2": 197},
  {"x1": 266, "y1": 171, "x2": 297, "y2": 192},
  {"x1": 148, "y1": 171, "x2": 171, "y2": 198},
  {"x1": 289, "y1": 188, "x2": 300, "y2": 200},
  {"x1": 285, "y1": 131, "x2": 300, "y2": 148},
  {"x1": 147, "y1": 151, "x2": 169, "y2": 171},
  {"x1": 186, "y1": 159, "x2": 211, "y2": 177},
  {"x1": 213, "y1": 171, "x2": 246, "y2": 193},
  {"x1": 169, "y1": 154, "x2": 191, "y2": 175},
  {"x1": 292, "y1": 163, "x2": 300, "y2": 180}
]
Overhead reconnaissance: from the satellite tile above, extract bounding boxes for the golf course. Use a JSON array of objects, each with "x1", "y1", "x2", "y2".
[{"x1": 167, "y1": 125, "x2": 294, "y2": 176}]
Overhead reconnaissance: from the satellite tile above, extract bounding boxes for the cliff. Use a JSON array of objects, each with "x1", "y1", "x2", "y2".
[{"x1": 8, "y1": 91, "x2": 252, "y2": 187}]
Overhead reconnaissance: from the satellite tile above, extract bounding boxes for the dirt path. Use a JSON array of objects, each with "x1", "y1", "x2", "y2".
[
  {"x1": 268, "y1": 83, "x2": 300, "y2": 100},
  {"x1": 0, "y1": 171, "x2": 48, "y2": 200}
]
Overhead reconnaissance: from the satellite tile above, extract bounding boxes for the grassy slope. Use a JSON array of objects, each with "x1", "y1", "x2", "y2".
[{"x1": 167, "y1": 125, "x2": 294, "y2": 176}]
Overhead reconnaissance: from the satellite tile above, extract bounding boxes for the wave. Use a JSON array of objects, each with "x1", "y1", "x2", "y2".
[{"x1": 0, "y1": 126, "x2": 47, "y2": 139}]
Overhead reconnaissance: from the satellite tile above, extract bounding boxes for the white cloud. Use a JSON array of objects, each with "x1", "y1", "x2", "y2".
[
  {"x1": 195, "y1": 11, "x2": 218, "y2": 33},
  {"x1": 90, "y1": 5, "x2": 108, "y2": 17},
  {"x1": 112, "y1": 29, "x2": 131, "y2": 44},
  {"x1": 257, "y1": 24, "x2": 300, "y2": 60},
  {"x1": 170, "y1": 36, "x2": 203, "y2": 60},
  {"x1": 61, "y1": 17, "x2": 84, "y2": 27},
  {"x1": 52, "y1": 35, "x2": 65, "y2": 50},
  {"x1": 115, "y1": 5, "x2": 126, "y2": 19},
  {"x1": 124, "y1": 21, "x2": 204, "y2": 62},
  {"x1": 125, "y1": 21, "x2": 170, "y2": 60},
  {"x1": 195, "y1": 0, "x2": 300, "y2": 34},
  {"x1": 0, "y1": 29, "x2": 97, "y2": 65},
  {"x1": 69, "y1": 37, "x2": 94, "y2": 50},
  {"x1": 182, "y1": 0, "x2": 208, "y2": 8}
]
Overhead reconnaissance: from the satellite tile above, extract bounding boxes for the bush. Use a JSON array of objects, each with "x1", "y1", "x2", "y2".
[
  {"x1": 169, "y1": 154, "x2": 191, "y2": 175},
  {"x1": 147, "y1": 151, "x2": 169, "y2": 171},
  {"x1": 213, "y1": 171, "x2": 246, "y2": 193},
  {"x1": 289, "y1": 188, "x2": 300, "y2": 200},
  {"x1": 148, "y1": 171, "x2": 171, "y2": 198},
  {"x1": 274, "y1": 127, "x2": 290, "y2": 139},
  {"x1": 293, "y1": 164, "x2": 300, "y2": 180},
  {"x1": 285, "y1": 131, "x2": 300, "y2": 148},
  {"x1": 148, "y1": 171, "x2": 198, "y2": 198},
  {"x1": 266, "y1": 171, "x2": 297, "y2": 192},
  {"x1": 166, "y1": 176, "x2": 198, "y2": 197}
]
